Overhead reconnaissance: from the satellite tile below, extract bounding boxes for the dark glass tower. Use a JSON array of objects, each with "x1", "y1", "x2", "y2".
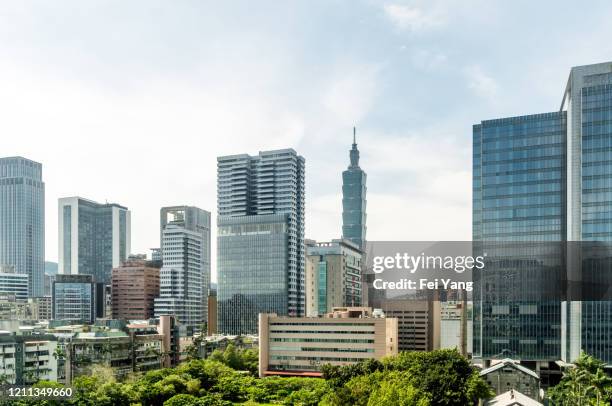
[
  {"x1": 473, "y1": 62, "x2": 612, "y2": 378},
  {"x1": 342, "y1": 128, "x2": 367, "y2": 251}
]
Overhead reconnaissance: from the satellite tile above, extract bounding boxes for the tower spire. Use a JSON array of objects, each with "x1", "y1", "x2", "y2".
[
  {"x1": 349, "y1": 126, "x2": 360, "y2": 168},
  {"x1": 353, "y1": 126, "x2": 356, "y2": 145}
]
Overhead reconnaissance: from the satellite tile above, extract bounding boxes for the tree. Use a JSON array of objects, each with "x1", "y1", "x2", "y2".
[{"x1": 549, "y1": 352, "x2": 612, "y2": 405}]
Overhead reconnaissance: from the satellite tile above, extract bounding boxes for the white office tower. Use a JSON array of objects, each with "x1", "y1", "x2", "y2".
[{"x1": 154, "y1": 224, "x2": 205, "y2": 332}]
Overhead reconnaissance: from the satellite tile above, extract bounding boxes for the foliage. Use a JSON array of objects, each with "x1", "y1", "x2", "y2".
[
  {"x1": 548, "y1": 351, "x2": 612, "y2": 405},
  {"x1": 208, "y1": 343, "x2": 258, "y2": 374}
]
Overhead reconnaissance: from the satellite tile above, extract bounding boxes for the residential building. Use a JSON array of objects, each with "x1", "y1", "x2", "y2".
[
  {"x1": 28, "y1": 296, "x2": 52, "y2": 320},
  {"x1": 0, "y1": 332, "x2": 58, "y2": 384},
  {"x1": 126, "y1": 323, "x2": 164, "y2": 372},
  {"x1": 112, "y1": 257, "x2": 160, "y2": 320},
  {"x1": 158, "y1": 206, "x2": 211, "y2": 324},
  {"x1": 52, "y1": 274, "x2": 104, "y2": 323},
  {"x1": 258, "y1": 307, "x2": 398, "y2": 377},
  {"x1": 0, "y1": 157, "x2": 45, "y2": 297},
  {"x1": 154, "y1": 226, "x2": 206, "y2": 332},
  {"x1": 0, "y1": 295, "x2": 29, "y2": 320},
  {"x1": 473, "y1": 61, "x2": 612, "y2": 383},
  {"x1": 0, "y1": 265, "x2": 29, "y2": 301},
  {"x1": 305, "y1": 239, "x2": 362, "y2": 316},
  {"x1": 218, "y1": 149, "x2": 305, "y2": 334},
  {"x1": 480, "y1": 359, "x2": 541, "y2": 400},
  {"x1": 58, "y1": 197, "x2": 131, "y2": 285},
  {"x1": 157, "y1": 314, "x2": 180, "y2": 367}
]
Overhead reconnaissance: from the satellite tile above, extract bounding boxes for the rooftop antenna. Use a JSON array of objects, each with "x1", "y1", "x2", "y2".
[{"x1": 353, "y1": 126, "x2": 356, "y2": 144}]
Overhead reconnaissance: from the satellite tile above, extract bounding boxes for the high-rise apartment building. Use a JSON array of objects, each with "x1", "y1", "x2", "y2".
[
  {"x1": 305, "y1": 239, "x2": 362, "y2": 316},
  {"x1": 160, "y1": 206, "x2": 210, "y2": 305},
  {"x1": 473, "y1": 62, "x2": 612, "y2": 378},
  {"x1": 112, "y1": 257, "x2": 160, "y2": 320},
  {"x1": 0, "y1": 157, "x2": 45, "y2": 297},
  {"x1": 58, "y1": 197, "x2": 131, "y2": 285},
  {"x1": 217, "y1": 149, "x2": 305, "y2": 334},
  {"x1": 154, "y1": 226, "x2": 204, "y2": 331}
]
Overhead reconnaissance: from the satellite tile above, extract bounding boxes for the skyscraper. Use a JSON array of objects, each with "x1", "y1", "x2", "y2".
[
  {"x1": 217, "y1": 149, "x2": 305, "y2": 334},
  {"x1": 58, "y1": 197, "x2": 131, "y2": 285},
  {"x1": 154, "y1": 206, "x2": 210, "y2": 332},
  {"x1": 473, "y1": 62, "x2": 612, "y2": 377},
  {"x1": 342, "y1": 128, "x2": 367, "y2": 251},
  {"x1": 0, "y1": 157, "x2": 45, "y2": 297}
]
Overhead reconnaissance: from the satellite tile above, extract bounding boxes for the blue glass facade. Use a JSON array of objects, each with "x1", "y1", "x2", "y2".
[
  {"x1": 473, "y1": 112, "x2": 566, "y2": 362},
  {"x1": 0, "y1": 157, "x2": 45, "y2": 297},
  {"x1": 342, "y1": 130, "x2": 367, "y2": 251},
  {"x1": 474, "y1": 62, "x2": 612, "y2": 367}
]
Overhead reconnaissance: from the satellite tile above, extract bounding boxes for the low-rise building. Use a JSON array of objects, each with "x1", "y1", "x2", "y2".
[
  {"x1": 126, "y1": 323, "x2": 163, "y2": 372},
  {"x1": 480, "y1": 359, "x2": 540, "y2": 400},
  {"x1": 259, "y1": 307, "x2": 397, "y2": 377},
  {"x1": 28, "y1": 297, "x2": 52, "y2": 321},
  {"x1": 0, "y1": 332, "x2": 58, "y2": 384}
]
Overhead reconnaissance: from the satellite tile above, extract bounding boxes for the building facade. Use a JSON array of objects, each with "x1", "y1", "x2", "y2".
[
  {"x1": 158, "y1": 206, "x2": 211, "y2": 324},
  {"x1": 259, "y1": 307, "x2": 397, "y2": 377},
  {"x1": 111, "y1": 258, "x2": 160, "y2": 320},
  {"x1": 0, "y1": 332, "x2": 58, "y2": 384},
  {"x1": 342, "y1": 129, "x2": 367, "y2": 251},
  {"x1": 0, "y1": 266, "x2": 29, "y2": 301},
  {"x1": 218, "y1": 149, "x2": 305, "y2": 334},
  {"x1": 305, "y1": 239, "x2": 362, "y2": 316},
  {"x1": 52, "y1": 274, "x2": 104, "y2": 323},
  {"x1": 379, "y1": 299, "x2": 438, "y2": 352},
  {"x1": 0, "y1": 157, "x2": 45, "y2": 297},
  {"x1": 473, "y1": 62, "x2": 612, "y2": 373},
  {"x1": 58, "y1": 197, "x2": 131, "y2": 285},
  {"x1": 154, "y1": 224, "x2": 206, "y2": 332}
]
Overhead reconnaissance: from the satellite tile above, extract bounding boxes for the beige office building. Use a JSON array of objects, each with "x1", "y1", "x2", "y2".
[
  {"x1": 379, "y1": 299, "x2": 439, "y2": 352},
  {"x1": 259, "y1": 307, "x2": 397, "y2": 377}
]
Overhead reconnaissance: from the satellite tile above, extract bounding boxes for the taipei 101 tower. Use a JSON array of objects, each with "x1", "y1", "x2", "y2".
[{"x1": 342, "y1": 127, "x2": 367, "y2": 252}]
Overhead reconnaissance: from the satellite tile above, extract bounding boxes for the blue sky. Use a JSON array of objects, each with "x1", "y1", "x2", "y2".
[{"x1": 2, "y1": 1, "x2": 612, "y2": 279}]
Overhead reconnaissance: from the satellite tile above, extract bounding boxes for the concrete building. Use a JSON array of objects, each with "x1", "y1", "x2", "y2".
[
  {"x1": 58, "y1": 197, "x2": 131, "y2": 285},
  {"x1": 0, "y1": 265, "x2": 29, "y2": 301},
  {"x1": 0, "y1": 332, "x2": 58, "y2": 384},
  {"x1": 305, "y1": 239, "x2": 362, "y2": 316},
  {"x1": 126, "y1": 323, "x2": 164, "y2": 372},
  {"x1": 440, "y1": 301, "x2": 472, "y2": 356},
  {"x1": 0, "y1": 157, "x2": 45, "y2": 298},
  {"x1": 155, "y1": 225, "x2": 206, "y2": 333},
  {"x1": 207, "y1": 291, "x2": 217, "y2": 336},
  {"x1": 379, "y1": 299, "x2": 438, "y2": 352},
  {"x1": 258, "y1": 307, "x2": 397, "y2": 377},
  {"x1": 112, "y1": 258, "x2": 160, "y2": 320},
  {"x1": 480, "y1": 359, "x2": 541, "y2": 401},
  {"x1": 0, "y1": 295, "x2": 29, "y2": 320},
  {"x1": 28, "y1": 296, "x2": 52, "y2": 320},
  {"x1": 217, "y1": 149, "x2": 306, "y2": 334},
  {"x1": 157, "y1": 314, "x2": 181, "y2": 367},
  {"x1": 52, "y1": 274, "x2": 104, "y2": 324}
]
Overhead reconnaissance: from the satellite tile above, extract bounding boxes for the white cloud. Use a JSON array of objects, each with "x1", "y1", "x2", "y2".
[
  {"x1": 464, "y1": 65, "x2": 499, "y2": 100},
  {"x1": 383, "y1": 3, "x2": 447, "y2": 32}
]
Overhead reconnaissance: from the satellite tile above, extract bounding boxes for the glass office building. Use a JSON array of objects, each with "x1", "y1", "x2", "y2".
[
  {"x1": 217, "y1": 149, "x2": 305, "y2": 334},
  {"x1": 52, "y1": 274, "x2": 104, "y2": 323},
  {"x1": 473, "y1": 62, "x2": 612, "y2": 371},
  {"x1": 0, "y1": 157, "x2": 45, "y2": 297},
  {"x1": 342, "y1": 128, "x2": 367, "y2": 251},
  {"x1": 58, "y1": 197, "x2": 130, "y2": 285}
]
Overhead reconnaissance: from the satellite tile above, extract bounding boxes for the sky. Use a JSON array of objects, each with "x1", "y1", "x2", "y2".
[{"x1": 2, "y1": 1, "x2": 612, "y2": 281}]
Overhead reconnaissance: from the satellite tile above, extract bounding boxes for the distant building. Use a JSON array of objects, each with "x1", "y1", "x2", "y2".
[
  {"x1": 58, "y1": 197, "x2": 131, "y2": 285},
  {"x1": 342, "y1": 128, "x2": 367, "y2": 251},
  {"x1": 379, "y1": 299, "x2": 438, "y2": 352},
  {"x1": 28, "y1": 296, "x2": 52, "y2": 320},
  {"x1": 440, "y1": 301, "x2": 472, "y2": 356},
  {"x1": 52, "y1": 274, "x2": 104, "y2": 323},
  {"x1": 207, "y1": 291, "x2": 217, "y2": 336},
  {"x1": 259, "y1": 307, "x2": 398, "y2": 378},
  {"x1": 125, "y1": 323, "x2": 164, "y2": 372},
  {"x1": 112, "y1": 258, "x2": 160, "y2": 320},
  {"x1": 150, "y1": 248, "x2": 162, "y2": 263},
  {"x1": 154, "y1": 225, "x2": 206, "y2": 332},
  {"x1": 0, "y1": 294, "x2": 29, "y2": 320},
  {"x1": 157, "y1": 314, "x2": 180, "y2": 367},
  {"x1": 218, "y1": 149, "x2": 306, "y2": 334},
  {"x1": 0, "y1": 265, "x2": 29, "y2": 301},
  {"x1": 154, "y1": 206, "x2": 211, "y2": 332},
  {"x1": 0, "y1": 332, "x2": 58, "y2": 384},
  {"x1": 305, "y1": 239, "x2": 362, "y2": 316},
  {"x1": 0, "y1": 157, "x2": 45, "y2": 297},
  {"x1": 480, "y1": 359, "x2": 540, "y2": 401}
]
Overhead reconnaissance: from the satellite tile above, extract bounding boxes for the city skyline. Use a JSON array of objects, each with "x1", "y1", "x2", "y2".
[{"x1": 5, "y1": 2, "x2": 612, "y2": 277}]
